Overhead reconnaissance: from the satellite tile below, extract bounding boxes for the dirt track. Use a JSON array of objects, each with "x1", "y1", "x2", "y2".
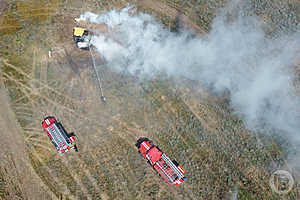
[{"x1": 0, "y1": 78, "x2": 57, "y2": 199}]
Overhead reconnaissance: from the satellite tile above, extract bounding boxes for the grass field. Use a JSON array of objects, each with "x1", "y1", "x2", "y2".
[{"x1": 0, "y1": 0, "x2": 299, "y2": 199}]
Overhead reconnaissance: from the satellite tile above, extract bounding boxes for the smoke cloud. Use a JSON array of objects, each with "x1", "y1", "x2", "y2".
[{"x1": 76, "y1": 6, "x2": 300, "y2": 143}]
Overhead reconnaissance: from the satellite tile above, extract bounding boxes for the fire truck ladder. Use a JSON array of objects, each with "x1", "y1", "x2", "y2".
[
  {"x1": 47, "y1": 124, "x2": 69, "y2": 148},
  {"x1": 89, "y1": 44, "x2": 106, "y2": 103},
  {"x1": 161, "y1": 153, "x2": 184, "y2": 178},
  {"x1": 156, "y1": 162, "x2": 174, "y2": 183}
]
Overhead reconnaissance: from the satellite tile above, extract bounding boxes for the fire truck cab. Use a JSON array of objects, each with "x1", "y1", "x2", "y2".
[
  {"x1": 42, "y1": 116, "x2": 78, "y2": 154},
  {"x1": 136, "y1": 138, "x2": 187, "y2": 186}
]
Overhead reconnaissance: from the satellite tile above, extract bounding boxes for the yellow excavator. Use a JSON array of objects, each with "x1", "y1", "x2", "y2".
[{"x1": 73, "y1": 27, "x2": 91, "y2": 50}]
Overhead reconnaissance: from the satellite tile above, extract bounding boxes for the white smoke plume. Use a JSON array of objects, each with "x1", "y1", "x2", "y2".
[{"x1": 76, "y1": 6, "x2": 300, "y2": 143}]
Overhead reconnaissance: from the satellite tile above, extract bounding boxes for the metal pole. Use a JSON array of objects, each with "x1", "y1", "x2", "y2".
[{"x1": 89, "y1": 44, "x2": 106, "y2": 103}]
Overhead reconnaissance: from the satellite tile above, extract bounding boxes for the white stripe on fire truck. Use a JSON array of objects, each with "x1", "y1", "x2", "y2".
[
  {"x1": 178, "y1": 166, "x2": 185, "y2": 173},
  {"x1": 142, "y1": 142, "x2": 150, "y2": 150},
  {"x1": 175, "y1": 179, "x2": 181, "y2": 185},
  {"x1": 69, "y1": 136, "x2": 75, "y2": 142},
  {"x1": 45, "y1": 119, "x2": 50, "y2": 125},
  {"x1": 146, "y1": 154, "x2": 150, "y2": 160}
]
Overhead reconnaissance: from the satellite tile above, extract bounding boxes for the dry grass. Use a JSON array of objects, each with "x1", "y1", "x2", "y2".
[{"x1": 0, "y1": 0, "x2": 299, "y2": 199}]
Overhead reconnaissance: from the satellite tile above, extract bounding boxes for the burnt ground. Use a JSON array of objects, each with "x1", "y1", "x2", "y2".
[{"x1": 0, "y1": 0, "x2": 300, "y2": 199}]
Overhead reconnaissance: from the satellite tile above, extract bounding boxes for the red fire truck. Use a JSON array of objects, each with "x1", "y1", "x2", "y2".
[
  {"x1": 42, "y1": 116, "x2": 78, "y2": 154},
  {"x1": 136, "y1": 138, "x2": 187, "y2": 186}
]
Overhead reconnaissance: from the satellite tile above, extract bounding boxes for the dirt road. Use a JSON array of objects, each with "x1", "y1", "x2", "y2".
[{"x1": 0, "y1": 78, "x2": 56, "y2": 199}]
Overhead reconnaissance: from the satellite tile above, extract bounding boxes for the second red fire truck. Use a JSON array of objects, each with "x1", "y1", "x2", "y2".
[{"x1": 136, "y1": 137, "x2": 187, "y2": 186}]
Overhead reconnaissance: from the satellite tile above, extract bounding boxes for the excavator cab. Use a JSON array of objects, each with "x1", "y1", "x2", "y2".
[{"x1": 73, "y1": 27, "x2": 91, "y2": 50}]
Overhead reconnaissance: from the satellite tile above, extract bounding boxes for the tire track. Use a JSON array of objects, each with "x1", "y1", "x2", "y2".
[
  {"x1": 30, "y1": 150, "x2": 74, "y2": 200},
  {"x1": 60, "y1": 157, "x2": 93, "y2": 200},
  {"x1": 2, "y1": 59, "x2": 80, "y2": 105}
]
